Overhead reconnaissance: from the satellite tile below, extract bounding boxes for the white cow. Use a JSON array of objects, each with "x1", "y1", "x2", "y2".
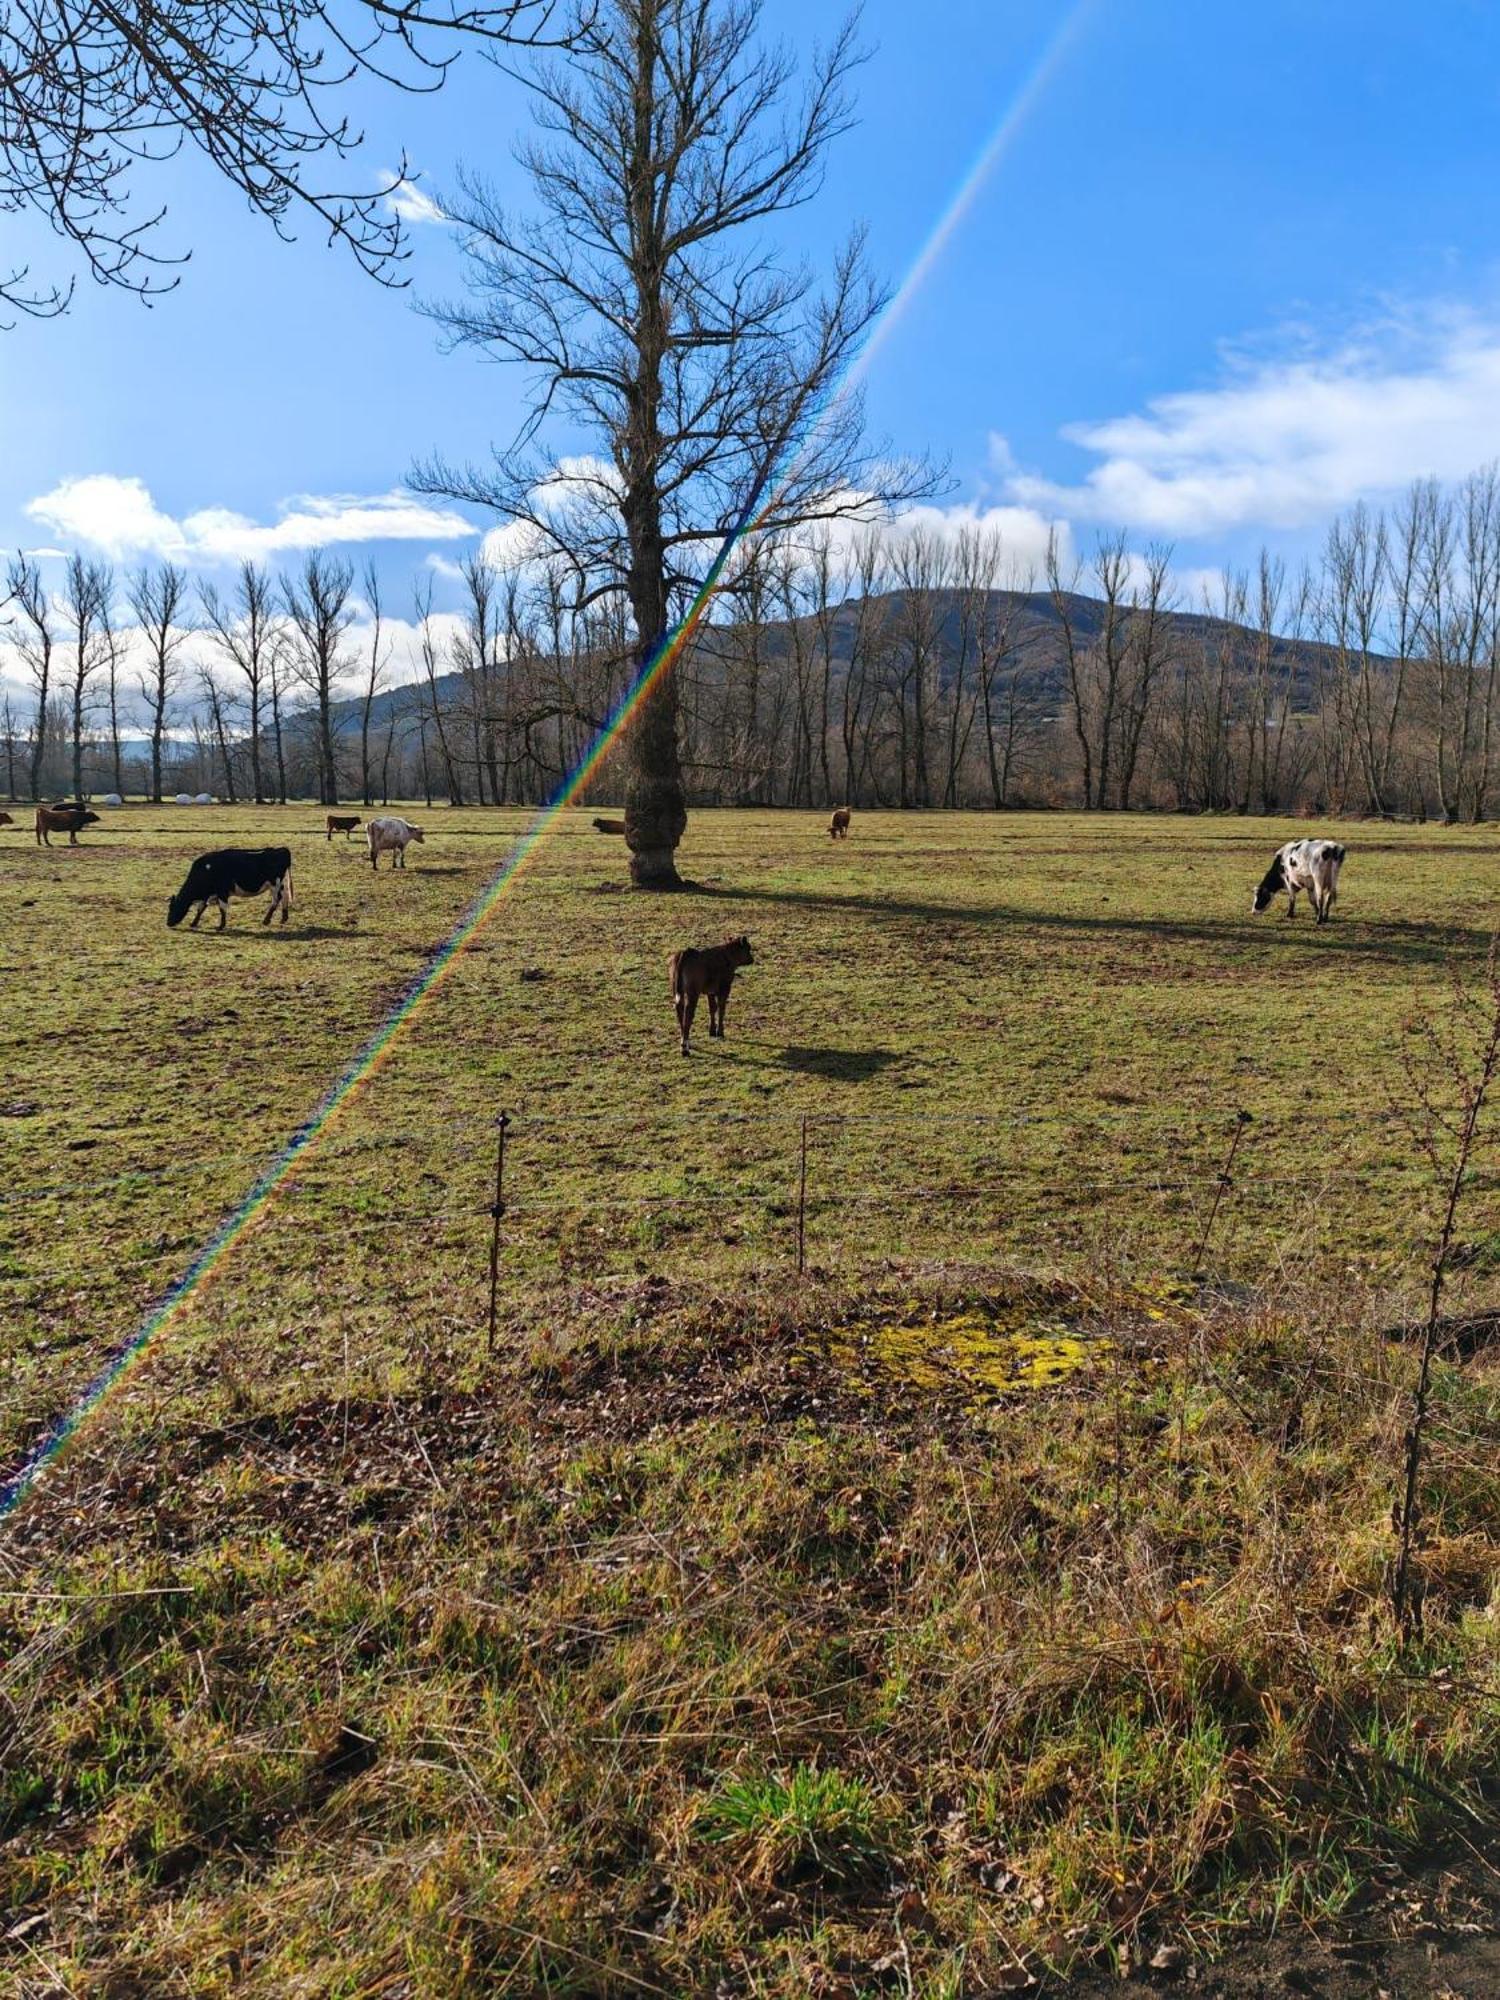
[
  {"x1": 367, "y1": 815, "x2": 426, "y2": 870},
  {"x1": 1251, "y1": 839, "x2": 1347, "y2": 925}
]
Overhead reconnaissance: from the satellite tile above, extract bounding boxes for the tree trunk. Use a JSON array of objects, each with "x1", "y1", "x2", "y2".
[
  {"x1": 71, "y1": 678, "x2": 86, "y2": 800},
  {"x1": 28, "y1": 670, "x2": 49, "y2": 803},
  {"x1": 318, "y1": 688, "x2": 337, "y2": 806},
  {"x1": 624, "y1": 666, "x2": 686, "y2": 887}
]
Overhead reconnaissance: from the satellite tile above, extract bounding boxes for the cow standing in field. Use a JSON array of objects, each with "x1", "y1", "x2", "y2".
[
  {"x1": 167, "y1": 848, "x2": 293, "y2": 930},
  {"x1": 669, "y1": 935, "x2": 754, "y2": 1054},
  {"x1": 35, "y1": 803, "x2": 100, "y2": 846},
  {"x1": 1252, "y1": 839, "x2": 1347, "y2": 925},
  {"x1": 0, "y1": 811, "x2": 13, "y2": 827},
  {"x1": 829, "y1": 807, "x2": 851, "y2": 839},
  {"x1": 367, "y1": 816, "x2": 425, "y2": 869},
  {"x1": 326, "y1": 814, "x2": 362, "y2": 841}
]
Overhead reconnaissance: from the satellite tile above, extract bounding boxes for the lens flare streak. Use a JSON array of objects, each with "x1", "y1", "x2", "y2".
[{"x1": 0, "y1": 3, "x2": 1093, "y2": 1521}]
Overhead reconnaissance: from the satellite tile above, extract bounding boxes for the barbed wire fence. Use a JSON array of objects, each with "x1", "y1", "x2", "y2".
[
  {"x1": 0, "y1": 1097, "x2": 1473, "y2": 1327},
  {"x1": 5, "y1": 1092, "x2": 1500, "y2": 1665}
]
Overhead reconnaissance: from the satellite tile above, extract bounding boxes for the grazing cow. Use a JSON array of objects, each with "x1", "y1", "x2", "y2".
[
  {"x1": 0, "y1": 812, "x2": 12, "y2": 828},
  {"x1": 592, "y1": 816, "x2": 626, "y2": 835},
  {"x1": 669, "y1": 935, "x2": 754, "y2": 1055},
  {"x1": 829, "y1": 807, "x2": 851, "y2": 840},
  {"x1": 35, "y1": 802, "x2": 100, "y2": 846},
  {"x1": 1252, "y1": 839, "x2": 1347, "y2": 925},
  {"x1": 367, "y1": 815, "x2": 425, "y2": 869},
  {"x1": 326, "y1": 813, "x2": 362, "y2": 842},
  {"x1": 167, "y1": 848, "x2": 293, "y2": 931}
]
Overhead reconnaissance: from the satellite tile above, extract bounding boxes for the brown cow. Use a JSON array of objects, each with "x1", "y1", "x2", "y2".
[
  {"x1": 829, "y1": 807, "x2": 851, "y2": 839},
  {"x1": 592, "y1": 817, "x2": 626, "y2": 835},
  {"x1": 35, "y1": 802, "x2": 100, "y2": 846},
  {"x1": 0, "y1": 811, "x2": 12, "y2": 827},
  {"x1": 669, "y1": 935, "x2": 754, "y2": 1055},
  {"x1": 326, "y1": 814, "x2": 362, "y2": 841}
]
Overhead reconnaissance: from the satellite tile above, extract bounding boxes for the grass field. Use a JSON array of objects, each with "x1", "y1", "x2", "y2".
[{"x1": 3, "y1": 805, "x2": 1500, "y2": 1993}]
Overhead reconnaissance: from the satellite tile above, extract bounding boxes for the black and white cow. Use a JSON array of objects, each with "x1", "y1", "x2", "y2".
[
  {"x1": 1252, "y1": 839, "x2": 1346, "y2": 925},
  {"x1": 167, "y1": 848, "x2": 293, "y2": 931}
]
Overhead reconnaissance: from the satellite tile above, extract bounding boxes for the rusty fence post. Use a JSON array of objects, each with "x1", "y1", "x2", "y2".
[{"x1": 487, "y1": 1111, "x2": 511, "y2": 1358}]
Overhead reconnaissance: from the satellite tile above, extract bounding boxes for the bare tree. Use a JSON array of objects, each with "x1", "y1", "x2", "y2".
[
  {"x1": 1116, "y1": 544, "x2": 1174, "y2": 811},
  {"x1": 416, "y1": 0, "x2": 934, "y2": 885},
  {"x1": 283, "y1": 554, "x2": 354, "y2": 804},
  {"x1": 62, "y1": 554, "x2": 110, "y2": 799},
  {"x1": 0, "y1": 0, "x2": 575, "y2": 319},
  {"x1": 450, "y1": 553, "x2": 502, "y2": 803},
  {"x1": 1048, "y1": 530, "x2": 1097, "y2": 809},
  {"x1": 198, "y1": 665, "x2": 240, "y2": 800},
  {"x1": 6, "y1": 554, "x2": 56, "y2": 799},
  {"x1": 358, "y1": 563, "x2": 390, "y2": 806},
  {"x1": 99, "y1": 591, "x2": 127, "y2": 795},
  {"x1": 129, "y1": 563, "x2": 190, "y2": 803},
  {"x1": 414, "y1": 575, "x2": 465, "y2": 803},
  {"x1": 883, "y1": 528, "x2": 950, "y2": 808},
  {"x1": 838, "y1": 530, "x2": 886, "y2": 805},
  {"x1": 959, "y1": 533, "x2": 1042, "y2": 810},
  {"x1": 200, "y1": 563, "x2": 277, "y2": 803},
  {"x1": 267, "y1": 634, "x2": 290, "y2": 804},
  {"x1": 0, "y1": 692, "x2": 16, "y2": 797}
]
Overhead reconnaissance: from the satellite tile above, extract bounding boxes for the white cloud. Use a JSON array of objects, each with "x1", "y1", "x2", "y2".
[
  {"x1": 1004, "y1": 305, "x2": 1500, "y2": 537},
  {"x1": 383, "y1": 173, "x2": 448, "y2": 227},
  {"x1": 25, "y1": 475, "x2": 478, "y2": 565},
  {"x1": 884, "y1": 499, "x2": 1063, "y2": 581}
]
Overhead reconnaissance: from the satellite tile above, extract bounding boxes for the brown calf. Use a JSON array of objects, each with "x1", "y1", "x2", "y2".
[
  {"x1": 35, "y1": 803, "x2": 100, "y2": 846},
  {"x1": 829, "y1": 807, "x2": 851, "y2": 839},
  {"x1": 326, "y1": 814, "x2": 362, "y2": 841},
  {"x1": 669, "y1": 935, "x2": 754, "y2": 1055}
]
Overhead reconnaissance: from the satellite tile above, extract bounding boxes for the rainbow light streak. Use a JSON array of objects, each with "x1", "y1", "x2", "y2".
[{"x1": 0, "y1": 2, "x2": 1092, "y2": 1521}]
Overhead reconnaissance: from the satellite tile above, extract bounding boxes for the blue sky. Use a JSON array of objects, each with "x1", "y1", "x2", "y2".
[{"x1": 7, "y1": 0, "x2": 1500, "y2": 653}]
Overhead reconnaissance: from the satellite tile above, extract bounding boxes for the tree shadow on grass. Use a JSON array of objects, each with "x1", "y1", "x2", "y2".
[{"x1": 693, "y1": 881, "x2": 1493, "y2": 971}]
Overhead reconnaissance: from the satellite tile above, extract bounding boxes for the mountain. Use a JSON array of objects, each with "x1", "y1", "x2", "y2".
[{"x1": 324, "y1": 585, "x2": 1338, "y2": 737}]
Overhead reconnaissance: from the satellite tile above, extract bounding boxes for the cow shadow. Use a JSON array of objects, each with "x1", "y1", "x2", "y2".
[
  {"x1": 261, "y1": 925, "x2": 355, "y2": 941},
  {"x1": 722, "y1": 1040, "x2": 914, "y2": 1083},
  {"x1": 692, "y1": 882, "x2": 1492, "y2": 971}
]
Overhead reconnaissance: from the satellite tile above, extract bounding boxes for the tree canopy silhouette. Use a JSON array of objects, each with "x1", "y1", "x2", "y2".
[{"x1": 0, "y1": 0, "x2": 571, "y2": 315}]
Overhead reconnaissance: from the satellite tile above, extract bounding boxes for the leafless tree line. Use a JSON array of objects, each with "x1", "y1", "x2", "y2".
[
  {"x1": 9, "y1": 469, "x2": 1500, "y2": 817},
  {"x1": 681, "y1": 466, "x2": 1500, "y2": 820},
  {"x1": 5, "y1": 550, "x2": 369, "y2": 805},
  {"x1": 1153, "y1": 468, "x2": 1500, "y2": 822},
  {"x1": 0, "y1": 545, "x2": 639, "y2": 807}
]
